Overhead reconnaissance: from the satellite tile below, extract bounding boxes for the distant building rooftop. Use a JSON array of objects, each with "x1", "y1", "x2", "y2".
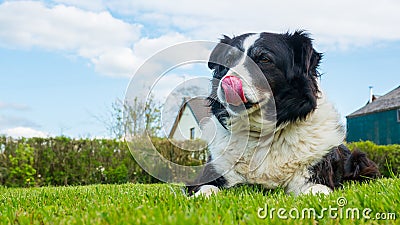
[
  {"x1": 168, "y1": 97, "x2": 211, "y2": 138},
  {"x1": 184, "y1": 97, "x2": 211, "y2": 124},
  {"x1": 347, "y1": 85, "x2": 400, "y2": 118}
]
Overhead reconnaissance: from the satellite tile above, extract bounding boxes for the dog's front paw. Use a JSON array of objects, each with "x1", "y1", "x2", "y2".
[
  {"x1": 304, "y1": 184, "x2": 332, "y2": 195},
  {"x1": 193, "y1": 185, "x2": 220, "y2": 198}
]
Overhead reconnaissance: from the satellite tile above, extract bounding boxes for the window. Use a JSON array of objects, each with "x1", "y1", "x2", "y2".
[
  {"x1": 397, "y1": 109, "x2": 400, "y2": 122},
  {"x1": 190, "y1": 127, "x2": 195, "y2": 139}
]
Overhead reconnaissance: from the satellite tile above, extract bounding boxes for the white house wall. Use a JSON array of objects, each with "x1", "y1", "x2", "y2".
[{"x1": 171, "y1": 106, "x2": 202, "y2": 141}]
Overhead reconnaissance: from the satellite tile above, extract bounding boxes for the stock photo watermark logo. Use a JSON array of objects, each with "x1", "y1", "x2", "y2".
[
  {"x1": 123, "y1": 41, "x2": 276, "y2": 185},
  {"x1": 257, "y1": 197, "x2": 396, "y2": 221}
]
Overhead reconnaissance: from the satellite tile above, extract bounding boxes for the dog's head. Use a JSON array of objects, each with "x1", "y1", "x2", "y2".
[{"x1": 208, "y1": 31, "x2": 322, "y2": 127}]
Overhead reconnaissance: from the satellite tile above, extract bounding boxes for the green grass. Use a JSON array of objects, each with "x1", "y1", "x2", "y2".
[{"x1": 0, "y1": 179, "x2": 399, "y2": 225}]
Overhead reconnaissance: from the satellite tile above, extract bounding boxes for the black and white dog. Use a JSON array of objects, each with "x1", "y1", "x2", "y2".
[{"x1": 187, "y1": 31, "x2": 379, "y2": 197}]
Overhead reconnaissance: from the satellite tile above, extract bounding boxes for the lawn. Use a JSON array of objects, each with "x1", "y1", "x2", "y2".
[{"x1": 0, "y1": 178, "x2": 399, "y2": 224}]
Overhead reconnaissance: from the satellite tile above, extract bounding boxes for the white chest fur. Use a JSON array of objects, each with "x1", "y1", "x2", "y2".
[{"x1": 204, "y1": 94, "x2": 345, "y2": 190}]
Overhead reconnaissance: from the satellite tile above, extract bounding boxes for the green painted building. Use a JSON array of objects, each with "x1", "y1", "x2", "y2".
[{"x1": 346, "y1": 86, "x2": 400, "y2": 145}]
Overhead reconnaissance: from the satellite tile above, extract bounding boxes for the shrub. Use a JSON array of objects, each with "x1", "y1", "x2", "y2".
[
  {"x1": 0, "y1": 136, "x2": 207, "y2": 187},
  {"x1": 104, "y1": 164, "x2": 129, "y2": 184},
  {"x1": 4, "y1": 136, "x2": 396, "y2": 187},
  {"x1": 6, "y1": 143, "x2": 36, "y2": 187}
]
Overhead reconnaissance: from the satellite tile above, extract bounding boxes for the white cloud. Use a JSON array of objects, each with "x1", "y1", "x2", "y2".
[
  {"x1": 2, "y1": 0, "x2": 400, "y2": 77},
  {"x1": 92, "y1": 47, "x2": 138, "y2": 77},
  {"x1": 106, "y1": 0, "x2": 400, "y2": 49},
  {"x1": 132, "y1": 33, "x2": 190, "y2": 60},
  {"x1": 95, "y1": 33, "x2": 192, "y2": 77},
  {"x1": 0, "y1": 102, "x2": 30, "y2": 111},
  {"x1": 52, "y1": 0, "x2": 105, "y2": 12},
  {"x1": 0, "y1": 127, "x2": 49, "y2": 138},
  {"x1": 0, "y1": 1, "x2": 142, "y2": 77},
  {"x1": 124, "y1": 40, "x2": 214, "y2": 108},
  {"x1": 0, "y1": 1, "x2": 141, "y2": 50},
  {"x1": 0, "y1": 114, "x2": 39, "y2": 128},
  {"x1": 0, "y1": 1, "x2": 199, "y2": 77}
]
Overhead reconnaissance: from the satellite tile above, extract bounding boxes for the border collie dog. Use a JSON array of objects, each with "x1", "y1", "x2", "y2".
[{"x1": 187, "y1": 31, "x2": 379, "y2": 197}]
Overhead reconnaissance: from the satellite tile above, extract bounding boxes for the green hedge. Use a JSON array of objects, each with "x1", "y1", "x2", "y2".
[
  {"x1": 1, "y1": 137, "x2": 398, "y2": 187},
  {"x1": 346, "y1": 141, "x2": 400, "y2": 178},
  {"x1": 0, "y1": 136, "x2": 207, "y2": 187}
]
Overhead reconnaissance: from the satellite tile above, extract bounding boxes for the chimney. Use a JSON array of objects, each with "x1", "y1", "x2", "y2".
[{"x1": 369, "y1": 86, "x2": 373, "y2": 103}]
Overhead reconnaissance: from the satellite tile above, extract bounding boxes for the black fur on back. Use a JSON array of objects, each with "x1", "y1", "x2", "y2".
[{"x1": 309, "y1": 144, "x2": 380, "y2": 189}]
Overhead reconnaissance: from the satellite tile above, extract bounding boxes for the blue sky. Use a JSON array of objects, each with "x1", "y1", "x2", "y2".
[{"x1": 0, "y1": 0, "x2": 399, "y2": 138}]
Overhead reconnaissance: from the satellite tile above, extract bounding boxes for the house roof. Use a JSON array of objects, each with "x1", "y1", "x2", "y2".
[
  {"x1": 347, "y1": 85, "x2": 400, "y2": 118},
  {"x1": 168, "y1": 97, "x2": 211, "y2": 138},
  {"x1": 186, "y1": 97, "x2": 211, "y2": 124}
]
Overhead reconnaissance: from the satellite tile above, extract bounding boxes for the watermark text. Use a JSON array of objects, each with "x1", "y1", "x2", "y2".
[{"x1": 257, "y1": 197, "x2": 396, "y2": 221}]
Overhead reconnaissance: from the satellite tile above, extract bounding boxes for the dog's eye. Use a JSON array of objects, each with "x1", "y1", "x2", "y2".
[{"x1": 259, "y1": 56, "x2": 270, "y2": 63}]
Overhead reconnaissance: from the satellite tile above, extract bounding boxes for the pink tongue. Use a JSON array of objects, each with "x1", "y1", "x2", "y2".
[{"x1": 221, "y1": 76, "x2": 247, "y2": 106}]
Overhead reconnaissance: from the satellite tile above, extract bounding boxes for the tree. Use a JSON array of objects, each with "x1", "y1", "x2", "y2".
[{"x1": 107, "y1": 96, "x2": 162, "y2": 139}]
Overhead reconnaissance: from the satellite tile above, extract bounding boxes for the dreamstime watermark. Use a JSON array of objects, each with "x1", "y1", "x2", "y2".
[{"x1": 257, "y1": 197, "x2": 396, "y2": 221}]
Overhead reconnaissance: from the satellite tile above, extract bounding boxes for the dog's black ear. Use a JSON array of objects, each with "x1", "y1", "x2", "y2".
[
  {"x1": 274, "y1": 31, "x2": 321, "y2": 124},
  {"x1": 286, "y1": 31, "x2": 322, "y2": 80},
  {"x1": 208, "y1": 35, "x2": 232, "y2": 70}
]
